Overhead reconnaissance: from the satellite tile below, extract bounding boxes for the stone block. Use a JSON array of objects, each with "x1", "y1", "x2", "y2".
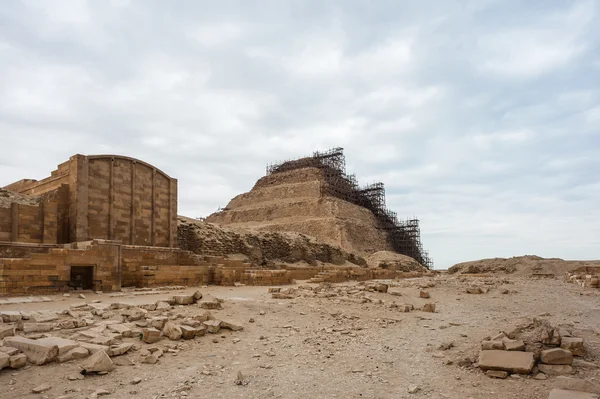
[
  {"x1": 107, "y1": 324, "x2": 133, "y2": 338},
  {"x1": 538, "y1": 364, "x2": 574, "y2": 376},
  {"x1": 23, "y1": 322, "x2": 58, "y2": 333},
  {"x1": 150, "y1": 317, "x2": 168, "y2": 330},
  {"x1": 3, "y1": 336, "x2": 59, "y2": 365},
  {"x1": 422, "y1": 303, "x2": 436, "y2": 313},
  {"x1": 9, "y1": 353, "x2": 27, "y2": 369},
  {"x1": 203, "y1": 320, "x2": 222, "y2": 334},
  {"x1": 541, "y1": 348, "x2": 573, "y2": 365},
  {"x1": 179, "y1": 325, "x2": 197, "y2": 339},
  {"x1": 0, "y1": 325, "x2": 15, "y2": 339},
  {"x1": 0, "y1": 347, "x2": 19, "y2": 356},
  {"x1": 486, "y1": 370, "x2": 509, "y2": 379},
  {"x1": 163, "y1": 322, "x2": 182, "y2": 340},
  {"x1": 0, "y1": 352, "x2": 9, "y2": 370},
  {"x1": 106, "y1": 343, "x2": 133, "y2": 357},
  {"x1": 419, "y1": 291, "x2": 430, "y2": 298},
  {"x1": 503, "y1": 340, "x2": 526, "y2": 351},
  {"x1": 58, "y1": 347, "x2": 89, "y2": 363},
  {"x1": 199, "y1": 300, "x2": 223, "y2": 309},
  {"x1": 81, "y1": 350, "x2": 114, "y2": 373},
  {"x1": 79, "y1": 341, "x2": 109, "y2": 354},
  {"x1": 561, "y1": 337, "x2": 585, "y2": 357},
  {"x1": 481, "y1": 340, "x2": 504, "y2": 350},
  {"x1": 37, "y1": 337, "x2": 79, "y2": 356},
  {"x1": 478, "y1": 350, "x2": 535, "y2": 375},
  {"x1": 172, "y1": 295, "x2": 194, "y2": 305},
  {"x1": 220, "y1": 320, "x2": 243, "y2": 331},
  {"x1": 142, "y1": 327, "x2": 162, "y2": 344},
  {"x1": 0, "y1": 311, "x2": 22, "y2": 323}
]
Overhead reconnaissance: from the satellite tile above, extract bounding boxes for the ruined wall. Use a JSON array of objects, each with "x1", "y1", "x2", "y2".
[
  {"x1": 3, "y1": 154, "x2": 177, "y2": 247},
  {"x1": 0, "y1": 242, "x2": 121, "y2": 295},
  {"x1": 0, "y1": 186, "x2": 68, "y2": 244}
]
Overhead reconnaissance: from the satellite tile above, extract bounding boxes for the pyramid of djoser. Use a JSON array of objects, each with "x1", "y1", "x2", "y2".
[{"x1": 206, "y1": 148, "x2": 432, "y2": 268}]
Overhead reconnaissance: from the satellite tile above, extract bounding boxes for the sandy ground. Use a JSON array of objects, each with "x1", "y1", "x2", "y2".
[{"x1": 1, "y1": 275, "x2": 600, "y2": 399}]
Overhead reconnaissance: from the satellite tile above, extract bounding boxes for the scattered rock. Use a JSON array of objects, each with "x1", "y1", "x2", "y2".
[
  {"x1": 419, "y1": 291, "x2": 430, "y2": 299},
  {"x1": 422, "y1": 303, "x2": 436, "y2": 313},
  {"x1": 142, "y1": 328, "x2": 162, "y2": 344},
  {"x1": 408, "y1": 385, "x2": 420, "y2": 394},
  {"x1": 486, "y1": 370, "x2": 509, "y2": 379},
  {"x1": 81, "y1": 350, "x2": 114, "y2": 374},
  {"x1": 9, "y1": 353, "x2": 27, "y2": 369},
  {"x1": 541, "y1": 348, "x2": 573, "y2": 365},
  {"x1": 32, "y1": 383, "x2": 52, "y2": 393},
  {"x1": 537, "y1": 364, "x2": 574, "y2": 376},
  {"x1": 478, "y1": 350, "x2": 535, "y2": 375},
  {"x1": 163, "y1": 322, "x2": 183, "y2": 341},
  {"x1": 561, "y1": 337, "x2": 586, "y2": 357},
  {"x1": 234, "y1": 371, "x2": 248, "y2": 385}
]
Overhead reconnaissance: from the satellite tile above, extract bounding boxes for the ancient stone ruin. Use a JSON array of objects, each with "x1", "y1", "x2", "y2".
[{"x1": 206, "y1": 147, "x2": 433, "y2": 268}]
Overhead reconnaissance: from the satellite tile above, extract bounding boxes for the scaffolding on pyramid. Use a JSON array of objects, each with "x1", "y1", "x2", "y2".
[{"x1": 266, "y1": 148, "x2": 433, "y2": 269}]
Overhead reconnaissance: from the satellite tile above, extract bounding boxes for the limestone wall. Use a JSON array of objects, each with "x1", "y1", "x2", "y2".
[
  {"x1": 2, "y1": 154, "x2": 177, "y2": 247},
  {"x1": 0, "y1": 186, "x2": 68, "y2": 244}
]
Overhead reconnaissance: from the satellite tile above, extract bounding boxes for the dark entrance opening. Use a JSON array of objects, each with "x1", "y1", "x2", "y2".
[{"x1": 70, "y1": 266, "x2": 94, "y2": 290}]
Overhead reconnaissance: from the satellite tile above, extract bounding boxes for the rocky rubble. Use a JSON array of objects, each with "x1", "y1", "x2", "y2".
[
  {"x1": 476, "y1": 318, "x2": 593, "y2": 381},
  {"x1": 0, "y1": 290, "x2": 243, "y2": 374}
]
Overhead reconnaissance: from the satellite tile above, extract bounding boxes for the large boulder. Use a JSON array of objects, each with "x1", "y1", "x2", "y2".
[{"x1": 478, "y1": 350, "x2": 535, "y2": 375}]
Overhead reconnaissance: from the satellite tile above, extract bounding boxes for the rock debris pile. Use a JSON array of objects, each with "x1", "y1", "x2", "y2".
[{"x1": 0, "y1": 290, "x2": 242, "y2": 375}]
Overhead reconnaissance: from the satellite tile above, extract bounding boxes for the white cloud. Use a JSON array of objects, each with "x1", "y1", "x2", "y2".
[{"x1": 476, "y1": 1, "x2": 596, "y2": 78}]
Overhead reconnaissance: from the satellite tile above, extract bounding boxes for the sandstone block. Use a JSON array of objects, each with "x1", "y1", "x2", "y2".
[
  {"x1": 422, "y1": 303, "x2": 436, "y2": 313},
  {"x1": 193, "y1": 291, "x2": 203, "y2": 301},
  {"x1": 486, "y1": 370, "x2": 509, "y2": 379},
  {"x1": 419, "y1": 291, "x2": 430, "y2": 298},
  {"x1": 172, "y1": 295, "x2": 194, "y2": 305},
  {"x1": 481, "y1": 340, "x2": 504, "y2": 350},
  {"x1": 541, "y1": 348, "x2": 573, "y2": 365},
  {"x1": 141, "y1": 353, "x2": 159, "y2": 364},
  {"x1": 179, "y1": 325, "x2": 197, "y2": 339},
  {"x1": 150, "y1": 316, "x2": 168, "y2": 330},
  {"x1": 106, "y1": 343, "x2": 133, "y2": 357},
  {"x1": 81, "y1": 350, "x2": 114, "y2": 373},
  {"x1": 121, "y1": 307, "x2": 147, "y2": 321},
  {"x1": 23, "y1": 322, "x2": 58, "y2": 333},
  {"x1": 3, "y1": 336, "x2": 58, "y2": 365},
  {"x1": 220, "y1": 320, "x2": 243, "y2": 331},
  {"x1": 0, "y1": 346, "x2": 19, "y2": 356},
  {"x1": 37, "y1": 337, "x2": 79, "y2": 356},
  {"x1": 163, "y1": 322, "x2": 182, "y2": 340},
  {"x1": 268, "y1": 288, "x2": 281, "y2": 293},
  {"x1": 503, "y1": 340, "x2": 526, "y2": 351},
  {"x1": 9, "y1": 353, "x2": 27, "y2": 369},
  {"x1": 0, "y1": 311, "x2": 22, "y2": 323},
  {"x1": 0, "y1": 325, "x2": 15, "y2": 339},
  {"x1": 548, "y1": 389, "x2": 599, "y2": 399},
  {"x1": 203, "y1": 320, "x2": 221, "y2": 334},
  {"x1": 138, "y1": 303, "x2": 157, "y2": 311},
  {"x1": 107, "y1": 324, "x2": 133, "y2": 338},
  {"x1": 374, "y1": 284, "x2": 388, "y2": 293},
  {"x1": 79, "y1": 342, "x2": 109, "y2": 354},
  {"x1": 195, "y1": 325, "x2": 207, "y2": 336},
  {"x1": 0, "y1": 352, "x2": 9, "y2": 370},
  {"x1": 142, "y1": 327, "x2": 162, "y2": 344},
  {"x1": 199, "y1": 300, "x2": 223, "y2": 309},
  {"x1": 538, "y1": 364, "x2": 574, "y2": 376},
  {"x1": 561, "y1": 337, "x2": 585, "y2": 357},
  {"x1": 58, "y1": 347, "x2": 89, "y2": 363},
  {"x1": 478, "y1": 350, "x2": 535, "y2": 375},
  {"x1": 155, "y1": 301, "x2": 171, "y2": 311}
]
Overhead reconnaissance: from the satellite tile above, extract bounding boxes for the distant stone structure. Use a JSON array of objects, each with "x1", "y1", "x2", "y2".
[
  {"x1": 0, "y1": 155, "x2": 255, "y2": 295},
  {"x1": 3, "y1": 154, "x2": 177, "y2": 247}
]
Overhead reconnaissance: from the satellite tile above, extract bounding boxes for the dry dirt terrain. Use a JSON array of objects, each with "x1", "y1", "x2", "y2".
[{"x1": 1, "y1": 275, "x2": 599, "y2": 399}]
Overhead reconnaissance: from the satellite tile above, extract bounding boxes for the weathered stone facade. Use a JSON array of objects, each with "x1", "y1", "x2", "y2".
[{"x1": 3, "y1": 154, "x2": 177, "y2": 247}]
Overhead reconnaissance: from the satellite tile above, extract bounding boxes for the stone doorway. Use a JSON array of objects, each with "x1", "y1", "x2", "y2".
[{"x1": 69, "y1": 265, "x2": 95, "y2": 290}]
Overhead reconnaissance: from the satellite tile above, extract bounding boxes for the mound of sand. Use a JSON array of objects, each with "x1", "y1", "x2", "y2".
[
  {"x1": 365, "y1": 251, "x2": 427, "y2": 272},
  {"x1": 448, "y1": 255, "x2": 599, "y2": 276}
]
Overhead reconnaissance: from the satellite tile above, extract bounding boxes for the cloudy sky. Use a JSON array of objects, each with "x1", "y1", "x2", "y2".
[{"x1": 1, "y1": 0, "x2": 599, "y2": 268}]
